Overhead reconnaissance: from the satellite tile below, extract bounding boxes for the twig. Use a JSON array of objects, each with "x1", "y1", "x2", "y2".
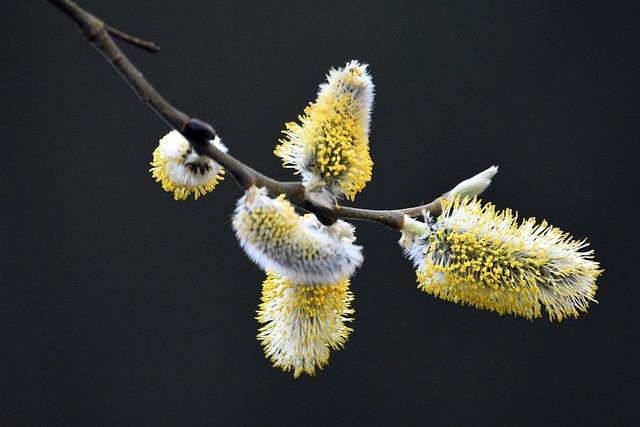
[
  {"x1": 106, "y1": 25, "x2": 160, "y2": 53},
  {"x1": 46, "y1": 0, "x2": 443, "y2": 231}
]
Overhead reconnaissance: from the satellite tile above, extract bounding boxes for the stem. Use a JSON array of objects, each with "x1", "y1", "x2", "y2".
[
  {"x1": 106, "y1": 25, "x2": 160, "y2": 53},
  {"x1": 47, "y1": 0, "x2": 443, "y2": 231}
]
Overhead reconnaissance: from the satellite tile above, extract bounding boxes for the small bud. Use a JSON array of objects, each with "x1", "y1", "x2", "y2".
[
  {"x1": 398, "y1": 215, "x2": 428, "y2": 249},
  {"x1": 183, "y1": 118, "x2": 216, "y2": 142},
  {"x1": 149, "y1": 130, "x2": 226, "y2": 200},
  {"x1": 442, "y1": 165, "x2": 498, "y2": 200}
]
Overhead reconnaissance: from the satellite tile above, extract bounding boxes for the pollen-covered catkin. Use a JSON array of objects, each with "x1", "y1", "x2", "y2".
[
  {"x1": 149, "y1": 130, "x2": 226, "y2": 200},
  {"x1": 401, "y1": 197, "x2": 602, "y2": 321},
  {"x1": 256, "y1": 271, "x2": 355, "y2": 378},
  {"x1": 275, "y1": 60, "x2": 374, "y2": 206}
]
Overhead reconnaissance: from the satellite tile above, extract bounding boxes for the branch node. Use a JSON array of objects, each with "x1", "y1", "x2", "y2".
[
  {"x1": 243, "y1": 178, "x2": 257, "y2": 190},
  {"x1": 111, "y1": 52, "x2": 124, "y2": 64},
  {"x1": 87, "y1": 21, "x2": 106, "y2": 40}
]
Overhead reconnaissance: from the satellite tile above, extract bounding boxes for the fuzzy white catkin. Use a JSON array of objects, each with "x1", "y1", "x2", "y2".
[
  {"x1": 150, "y1": 130, "x2": 227, "y2": 200},
  {"x1": 257, "y1": 271, "x2": 354, "y2": 378},
  {"x1": 232, "y1": 186, "x2": 363, "y2": 285}
]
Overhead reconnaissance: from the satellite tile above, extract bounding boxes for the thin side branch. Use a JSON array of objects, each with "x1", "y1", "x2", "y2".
[
  {"x1": 47, "y1": 0, "x2": 443, "y2": 231},
  {"x1": 106, "y1": 25, "x2": 161, "y2": 53}
]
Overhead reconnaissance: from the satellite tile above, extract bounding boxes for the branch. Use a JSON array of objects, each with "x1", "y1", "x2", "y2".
[
  {"x1": 105, "y1": 25, "x2": 161, "y2": 53},
  {"x1": 47, "y1": 0, "x2": 443, "y2": 231}
]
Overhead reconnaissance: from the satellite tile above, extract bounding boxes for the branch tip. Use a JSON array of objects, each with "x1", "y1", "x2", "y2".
[{"x1": 106, "y1": 25, "x2": 161, "y2": 53}]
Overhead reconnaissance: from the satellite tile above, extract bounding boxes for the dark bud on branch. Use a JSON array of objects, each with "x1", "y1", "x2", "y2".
[{"x1": 183, "y1": 118, "x2": 216, "y2": 144}]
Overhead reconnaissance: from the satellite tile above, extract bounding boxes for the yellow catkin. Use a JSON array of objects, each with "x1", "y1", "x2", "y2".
[
  {"x1": 275, "y1": 61, "x2": 374, "y2": 202},
  {"x1": 149, "y1": 130, "x2": 225, "y2": 200},
  {"x1": 257, "y1": 271, "x2": 354, "y2": 378},
  {"x1": 415, "y1": 197, "x2": 602, "y2": 321}
]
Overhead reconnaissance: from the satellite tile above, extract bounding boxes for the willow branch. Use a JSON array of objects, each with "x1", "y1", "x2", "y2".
[{"x1": 47, "y1": 0, "x2": 443, "y2": 231}]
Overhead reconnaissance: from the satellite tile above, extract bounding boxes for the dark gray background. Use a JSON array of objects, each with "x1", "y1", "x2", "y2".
[{"x1": 2, "y1": 1, "x2": 638, "y2": 425}]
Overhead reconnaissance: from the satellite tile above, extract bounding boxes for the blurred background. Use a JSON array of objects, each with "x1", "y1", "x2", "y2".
[{"x1": 2, "y1": 0, "x2": 638, "y2": 424}]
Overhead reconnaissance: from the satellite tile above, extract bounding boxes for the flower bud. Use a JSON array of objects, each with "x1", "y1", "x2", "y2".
[{"x1": 442, "y1": 165, "x2": 498, "y2": 200}]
